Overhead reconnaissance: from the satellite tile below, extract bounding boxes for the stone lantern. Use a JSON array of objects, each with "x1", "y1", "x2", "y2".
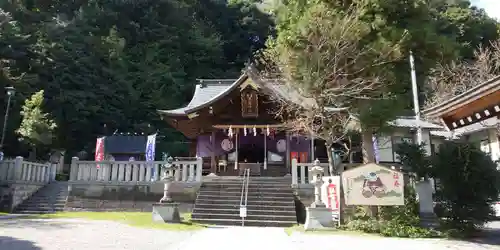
[
  {"x1": 160, "y1": 156, "x2": 175, "y2": 203},
  {"x1": 309, "y1": 159, "x2": 325, "y2": 208},
  {"x1": 152, "y1": 156, "x2": 181, "y2": 223},
  {"x1": 304, "y1": 159, "x2": 337, "y2": 230}
]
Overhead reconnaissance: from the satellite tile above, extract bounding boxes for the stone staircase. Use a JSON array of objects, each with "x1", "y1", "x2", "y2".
[
  {"x1": 14, "y1": 182, "x2": 69, "y2": 214},
  {"x1": 191, "y1": 176, "x2": 297, "y2": 227}
]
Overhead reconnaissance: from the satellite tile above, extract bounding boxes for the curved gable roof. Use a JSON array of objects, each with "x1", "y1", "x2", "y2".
[{"x1": 157, "y1": 75, "x2": 247, "y2": 116}]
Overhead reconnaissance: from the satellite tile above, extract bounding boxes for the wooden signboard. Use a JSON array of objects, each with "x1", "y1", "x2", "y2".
[{"x1": 342, "y1": 163, "x2": 404, "y2": 206}]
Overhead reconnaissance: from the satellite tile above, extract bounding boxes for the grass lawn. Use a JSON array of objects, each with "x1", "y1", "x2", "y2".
[
  {"x1": 284, "y1": 224, "x2": 381, "y2": 237},
  {"x1": 30, "y1": 212, "x2": 205, "y2": 231},
  {"x1": 0, "y1": 212, "x2": 8, "y2": 216}
]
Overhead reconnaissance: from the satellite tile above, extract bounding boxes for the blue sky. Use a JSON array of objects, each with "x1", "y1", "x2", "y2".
[{"x1": 471, "y1": 0, "x2": 499, "y2": 20}]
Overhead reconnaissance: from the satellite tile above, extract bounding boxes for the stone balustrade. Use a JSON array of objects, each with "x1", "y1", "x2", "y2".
[
  {"x1": 0, "y1": 156, "x2": 56, "y2": 183},
  {"x1": 291, "y1": 159, "x2": 329, "y2": 185},
  {"x1": 69, "y1": 157, "x2": 203, "y2": 183}
]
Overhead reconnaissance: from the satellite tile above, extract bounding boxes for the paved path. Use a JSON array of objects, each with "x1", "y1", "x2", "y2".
[{"x1": 1, "y1": 218, "x2": 499, "y2": 250}]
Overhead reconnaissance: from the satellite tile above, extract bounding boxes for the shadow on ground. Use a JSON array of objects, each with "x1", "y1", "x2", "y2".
[
  {"x1": 0, "y1": 218, "x2": 72, "y2": 230},
  {"x1": 0, "y1": 236, "x2": 42, "y2": 250},
  {"x1": 455, "y1": 222, "x2": 500, "y2": 246}
]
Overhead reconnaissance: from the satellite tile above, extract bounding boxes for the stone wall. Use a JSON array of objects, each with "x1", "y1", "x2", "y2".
[
  {"x1": 0, "y1": 182, "x2": 45, "y2": 212},
  {"x1": 66, "y1": 182, "x2": 201, "y2": 213}
]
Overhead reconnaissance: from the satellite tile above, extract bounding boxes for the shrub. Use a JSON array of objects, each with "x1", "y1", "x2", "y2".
[
  {"x1": 342, "y1": 218, "x2": 381, "y2": 233},
  {"x1": 431, "y1": 141, "x2": 500, "y2": 233},
  {"x1": 55, "y1": 173, "x2": 69, "y2": 181},
  {"x1": 342, "y1": 186, "x2": 441, "y2": 238}
]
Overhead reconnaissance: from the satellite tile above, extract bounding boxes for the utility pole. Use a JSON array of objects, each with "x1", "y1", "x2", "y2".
[
  {"x1": 0, "y1": 86, "x2": 15, "y2": 152},
  {"x1": 409, "y1": 51, "x2": 423, "y2": 145}
]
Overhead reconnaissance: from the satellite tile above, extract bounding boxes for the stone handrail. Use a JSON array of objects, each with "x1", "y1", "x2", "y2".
[
  {"x1": 0, "y1": 156, "x2": 56, "y2": 183},
  {"x1": 69, "y1": 157, "x2": 203, "y2": 183}
]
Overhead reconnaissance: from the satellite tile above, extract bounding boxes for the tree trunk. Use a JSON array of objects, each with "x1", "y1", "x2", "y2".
[
  {"x1": 325, "y1": 140, "x2": 334, "y2": 175},
  {"x1": 361, "y1": 130, "x2": 378, "y2": 218},
  {"x1": 361, "y1": 131, "x2": 375, "y2": 163}
]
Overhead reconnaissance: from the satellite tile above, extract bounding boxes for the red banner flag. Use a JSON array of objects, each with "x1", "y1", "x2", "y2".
[{"x1": 95, "y1": 137, "x2": 105, "y2": 169}]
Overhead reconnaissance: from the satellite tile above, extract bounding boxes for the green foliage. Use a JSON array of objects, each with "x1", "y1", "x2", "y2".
[
  {"x1": 395, "y1": 142, "x2": 431, "y2": 179},
  {"x1": 55, "y1": 173, "x2": 69, "y2": 181},
  {"x1": 0, "y1": 0, "x2": 272, "y2": 156},
  {"x1": 379, "y1": 186, "x2": 420, "y2": 224},
  {"x1": 343, "y1": 186, "x2": 442, "y2": 238},
  {"x1": 16, "y1": 90, "x2": 57, "y2": 147},
  {"x1": 431, "y1": 141, "x2": 500, "y2": 233}
]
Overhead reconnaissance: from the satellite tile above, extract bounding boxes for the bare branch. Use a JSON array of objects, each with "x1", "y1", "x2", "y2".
[
  {"x1": 255, "y1": 4, "x2": 403, "y2": 147},
  {"x1": 424, "y1": 40, "x2": 500, "y2": 113}
]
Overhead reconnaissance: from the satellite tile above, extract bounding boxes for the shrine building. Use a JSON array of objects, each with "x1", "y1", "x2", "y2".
[
  {"x1": 158, "y1": 68, "x2": 328, "y2": 176},
  {"x1": 159, "y1": 68, "x2": 444, "y2": 177}
]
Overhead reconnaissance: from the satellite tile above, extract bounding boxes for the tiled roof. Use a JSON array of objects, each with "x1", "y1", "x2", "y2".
[{"x1": 157, "y1": 77, "x2": 244, "y2": 116}]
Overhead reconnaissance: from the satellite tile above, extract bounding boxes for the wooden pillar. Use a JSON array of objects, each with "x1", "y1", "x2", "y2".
[
  {"x1": 211, "y1": 131, "x2": 216, "y2": 174},
  {"x1": 264, "y1": 132, "x2": 268, "y2": 170},
  {"x1": 234, "y1": 132, "x2": 239, "y2": 170},
  {"x1": 286, "y1": 131, "x2": 291, "y2": 173},
  {"x1": 310, "y1": 133, "x2": 315, "y2": 162}
]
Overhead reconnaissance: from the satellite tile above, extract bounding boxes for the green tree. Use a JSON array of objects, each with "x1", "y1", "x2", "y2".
[
  {"x1": 260, "y1": 2, "x2": 405, "y2": 171},
  {"x1": 16, "y1": 90, "x2": 57, "y2": 160},
  {"x1": 432, "y1": 141, "x2": 500, "y2": 233}
]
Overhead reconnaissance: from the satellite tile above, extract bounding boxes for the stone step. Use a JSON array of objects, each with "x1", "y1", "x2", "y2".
[
  {"x1": 202, "y1": 183, "x2": 291, "y2": 189},
  {"x1": 15, "y1": 207, "x2": 65, "y2": 212},
  {"x1": 191, "y1": 218, "x2": 296, "y2": 227},
  {"x1": 192, "y1": 212, "x2": 297, "y2": 221},
  {"x1": 197, "y1": 194, "x2": 293, "y2": 201},
  {"x1": 15, "y1": 210, "x2": 61, "y2": 214},
  {"x1": 201, "y1": 187, "x2": 293, "y2": 193},
  {"x1": 22, "y1": 197, "x2": 68, "y2": 202},
  {"x1": 194, "y1": 203, "x2": 295, "y2": 211},
  {"x1": 196, "y1": 198, "x2": 292, "y2": 205},
  {"x1": 17, "y1": 203, "x2": 66, "y2": 208},
  {"x1": 198, "y1": 190, "x2": 293, "y2": 197},
  {"x1": 192, "y1": 208, "x2": 296, "y2": 216},
  {"x1": 195, "y1": 201, "x2": 295, "y2": 211}
]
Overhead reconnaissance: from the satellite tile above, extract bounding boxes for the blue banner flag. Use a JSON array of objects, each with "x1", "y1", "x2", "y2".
[
  {"x1": 372, "y1": 135, "x2": 380, "y2": 164},
  {"x1": 146, "y1": 134, "x2": 157, "y2": 179}
]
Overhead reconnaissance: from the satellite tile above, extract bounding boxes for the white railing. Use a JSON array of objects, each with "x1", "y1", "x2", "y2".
[
  {"x1": 291, "y1": 158, "x2": 329, "y2": 185},
  {"x1": 69, "y1": 157, "x2": 203, "y2": 183},
  {"x1": 0, "y1": 156, "x2": 56, "y2": 183},
  {"x1": 291, "y1": 159, "x2": 361, "y2": 185}
]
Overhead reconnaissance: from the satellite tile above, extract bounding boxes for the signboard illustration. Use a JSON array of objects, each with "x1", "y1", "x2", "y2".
[{"x1": 342, "y1": 163, "x2": 404, "y2": 206}]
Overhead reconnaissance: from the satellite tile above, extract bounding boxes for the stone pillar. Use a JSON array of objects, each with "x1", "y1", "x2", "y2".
[
  {"x1": 488, "y1": 128, "x2": 500, "y2": 162},
  {"x1": 195, "y1": 157, "x2": 203, "y2": 182},
  {"x1": 14, "y1": 156, "x2": 23, "y2": 181},
  {"x1": 70, "y1": 157, "x2": 79, "y2": 181},
  {"x1": 26, "y1": 164, "x2": 32, "y2": 181},
  {"x1": 40, "y1": 165, "x2": 46, "y2": 182},
  {"x1": 416, "y1": 179, "x2": 438, "y2": 228}
]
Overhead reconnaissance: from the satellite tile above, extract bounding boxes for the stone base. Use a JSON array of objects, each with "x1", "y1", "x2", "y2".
[
  {"x1": 304, "y1": 207, "x2": 337, "y2": 230},
  {"x1": 152, "y1": 202, "x2": 181, "y2": 223},
  {"x1": 420, "y1": 212, "x2": 439, "y2": 229}
]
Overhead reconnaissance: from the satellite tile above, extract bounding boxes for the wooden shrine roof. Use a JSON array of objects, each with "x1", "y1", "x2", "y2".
[
  {"x1": 423, "y1": 76, "x2": 500, "y2": 130},
  {"x1": 157, "y1": 66, "x2": 321, "y2": 117}
]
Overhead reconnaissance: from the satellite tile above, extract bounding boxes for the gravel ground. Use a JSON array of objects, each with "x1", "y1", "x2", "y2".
[{"x1": 0, "y1": 218, "x2": 499, "y2": 250}]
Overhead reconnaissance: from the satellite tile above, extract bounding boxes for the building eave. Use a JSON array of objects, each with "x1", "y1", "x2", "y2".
[{"x1": 423, "y1": 75, "x2": 500, "y2": 118}]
